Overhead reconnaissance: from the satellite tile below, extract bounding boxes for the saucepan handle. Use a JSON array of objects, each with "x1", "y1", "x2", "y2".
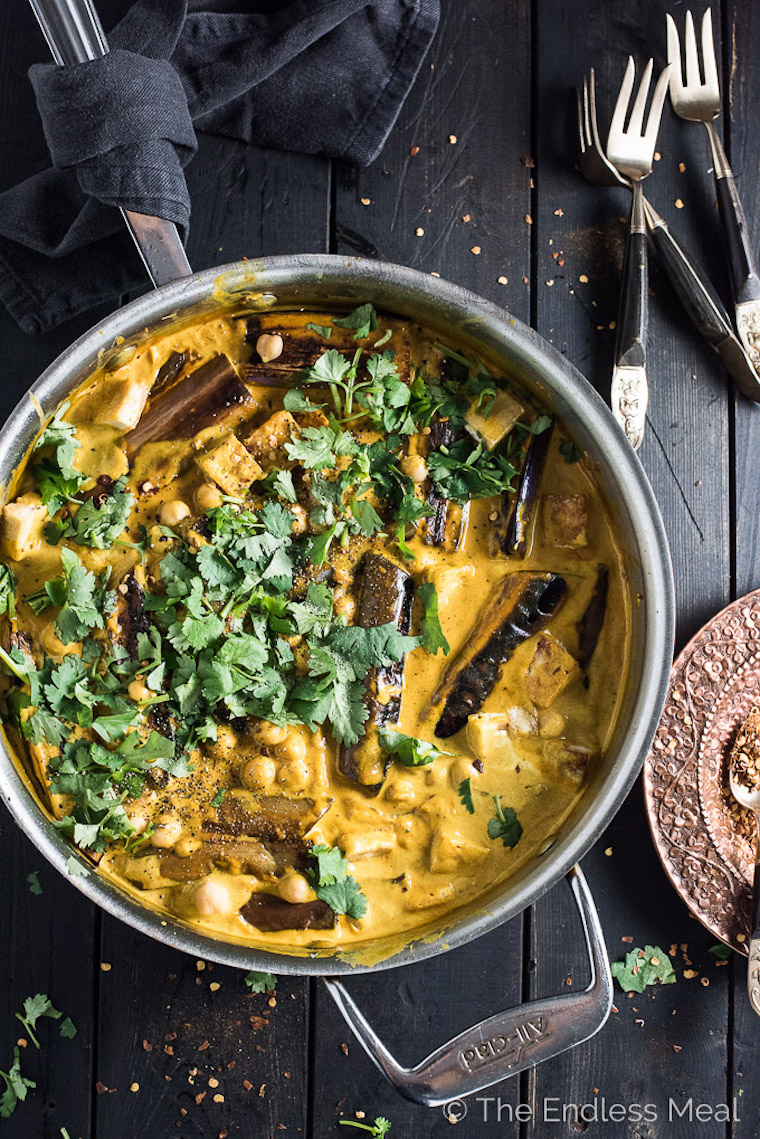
[
  {"x1": 27, "y1": 0, "x2": 193, "y2": 288},
  {"x1": 323, "y1": 865, "x2": 612, "y2": 1108}
]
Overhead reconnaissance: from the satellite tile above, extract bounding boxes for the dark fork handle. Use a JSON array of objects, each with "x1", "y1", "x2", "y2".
[
  {"x1": 706, "y1": 125, "x2": 760, "y2": 305},
  {"x1": 611, "y1": 181, "x2": 648, "y2": 450}
]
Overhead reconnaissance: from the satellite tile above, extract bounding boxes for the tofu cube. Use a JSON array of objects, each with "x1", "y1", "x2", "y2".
[
  {"x1": 524, "y1": 634, "x2": 580, "y2": 708},
  {"x1": 542, "y1": 493, "x2": 589, "y2": 548},
  {"x1": 1, "y1": 493, "x2": 48, "y2": 560},
  {"x1": 98, "y1": 377, "x2": 151, "y2": 431},
  {"x1": 466, "y1": 390, "x2": 524, "y2": 450},
  {"x1": 197, "y1": 434, "x2": 264, "y2": 497},
  {"x1": 430, "y1": 824, "x2": 489, "y2": 873},
  {"x1": 340, "y1": 829, "x2": 396, "y2": 861},
  {"x1": 541, "y1": 741, "x2": 594, "y2": 789},
  {"x1": 243, "y1": 410, "x2": 300, "y2": 469},
  {"x1": 404, "y1": 882, "x2": 455, "y2": 911}
]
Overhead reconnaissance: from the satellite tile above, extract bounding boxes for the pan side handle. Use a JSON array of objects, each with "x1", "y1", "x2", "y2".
[
  {"x1": 28, "y1": 0, "x2": 193, "y2": 288},
  {"x1": 323, "y1": 865, "x2": 612, "y2": 1108}
]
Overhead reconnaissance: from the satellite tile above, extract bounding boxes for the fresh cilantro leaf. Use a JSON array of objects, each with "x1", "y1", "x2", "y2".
[
  {"x1": 27, "y1": 871, "x2": 43, "y2": 896},
  {"x1": 16, "y1": 993, "x2": 61, "y2": 1049},
  {"x1": 267, "y1": 468, "x2": 297, "y2": 503},
  {"x1": 374, "y1": 328, "x2": 393, "y2": 348},
  {"x1": 59, "y1": 1017, "x2": 77, "y2": 1040},
  {"x1": 305, "y1": 843, "x2": 368, "y2": 919},
  {"x1": 339, "y1": 1117, "x2": 392, "y2": 1136},
  {"x1": 427, "y1": 438, "x2": 518, "y2": 503},
  {"x1": 522, "y1": 412, "x2": 553, "y2": 435},
  {"x1": 333, "y1": 303, "x2": 378, "y2": 341},
  {"x1": 349, "y1": 495, "x2": 384, "y2": 537},
  {"x1": 244, "y1": 970, "x2": 277, "y2": 993},
  {"x1": 62, "y1": 476, "x2": 134, "y2": 548},
  {"x1": 259, "y1": 500, "x2": 294, "y2": 538},
  {"x1": 487, "y1": 797, "x2": 523, "y2": 848},
  {"x1": 283, "y1": 388, "x2": 322, "y2": 413},
  {"x1": 0, "y1": 564, "x2": 15, "y2": 617},
  {"x1": 24, "y1": 708, "x2": 68, "y2": 748},
  {"x1": 610, "y1": 945, "x2": 677, "y2": 993},
  {"x1": 288, "y1": 582, "x2": 334, "y2": 635},
  {"x1": 416, "y1": 582, "x2": 449, "y2": 655},
  {"x1": 0, "y1": 1048, "x2": 35, "y2": 1118},
  {"x1": 32, "y1": 457, "x2": 84, "y2": 517},
  {"x1": 32, "y1": 403, "x2": 82, "y2": 478},
  {"x1": 65, "y1": 854, "x2": 89, "y2": 878},
  {"x1": 559, "y1": 438, "x2": 584, "y2": 464},
  {"x1": 308, "y1": 349, "x2": 353, "y2": 386},
  {"x1": 51, "y1": 548, "x2": 106, "y2": 644},
  {"x1": 210, "y1": 787, "x2": 227, "y2": 808},
  {"x1": 285, "y1": 425, "x2": 358, "y2": 469},
  {"x1": 378, "y1": 728, "x2": 449, "y2": 767},
  {"x1": 457, "y1": 777, "x2": 475, "y2": 814},
  {"x1": 709, "y1": 943, "x2": 733, "y2": 960},
  {"x1": 306, "y1": 322, "x2": 332, "y2": 339}
]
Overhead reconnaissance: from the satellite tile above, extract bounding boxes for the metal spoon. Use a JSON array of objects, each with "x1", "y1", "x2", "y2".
[{"x1": 728, "y1": 763, "x2": 760, "y2": 1016}]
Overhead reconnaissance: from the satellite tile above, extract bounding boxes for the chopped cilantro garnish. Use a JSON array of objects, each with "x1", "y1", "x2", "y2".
[
  {"x1": 349, "y1": 494, "x2": 384, "y2": 537},
  {"x1": 333, "y1": 303, "x2": 379, "y2": 341},
  {"x1": 0, "y1": 565, "x2": 15, "y2": 617},
  {"x1": 417, "y1": 582, "x2": 450, "y2": 655},
  {"x1": 285, "y1": 424, "x2": 359, "y2": 469},
  {"x1": 611, "y1": 945, "x2": 676, "y2": 993},
  {"x1": 339, "y1": 1118, "x2": 392, "y2": 1136},
  {"x1": 210, "y1": 787, "x2": 227, "y2": 808},
  {"x1": 457, "y1": 777, "x2": 475, "y2": 814},
  {"x1": 49, "y1": 548, "x2": 109, "y2": 645},
  {"x1": 59, "y1": 477, "x2": 134, "y2": 548},
  {"x1": 244, "y1": 970, "x2": 277, "y2": 993},
  {"x1": 27, "y1": 871, "x2": 43, "y2": 896},
  {"x1": 16, "y1": 993, "x2": 61, "y2": 1049},
  {"x1": 0, "y1": 1048, "x2": 35, "y2": 1118},
  {"x1": 378, "y1": 728, "x2": 449, "y2": 766},
  {"x1": 487, "y1": 798, "x2": 523, "y2": 848},
  {"x1": 306, "y1": 322, "x2": 332, "y2": 339},
  {"x1": 305, "y1": 843, "x2": 367, "y2": 919},
  {"x1": 427, "y1": 438, "x2": 518, "y2": 503},
  {"x1": 559, "y1": 438, "x2": 584, "y2": 464}
]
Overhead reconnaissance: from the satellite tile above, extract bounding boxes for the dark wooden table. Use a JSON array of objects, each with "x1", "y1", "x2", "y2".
[{"x1": 2, "y1": 1, "x2": 759, "y2": 1136}]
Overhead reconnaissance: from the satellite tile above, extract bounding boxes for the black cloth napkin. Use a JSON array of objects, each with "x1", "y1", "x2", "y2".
[{"x1": 0, "y1": 0, "x2": 439, "y2": 334}]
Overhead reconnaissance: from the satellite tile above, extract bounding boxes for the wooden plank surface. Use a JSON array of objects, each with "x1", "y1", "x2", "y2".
[{"x1": 0, "y1": 0, "x2": 758, "y2": 1135}]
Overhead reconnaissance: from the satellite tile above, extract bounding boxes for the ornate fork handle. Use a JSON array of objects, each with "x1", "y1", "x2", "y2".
[{"x1": 611, "y1": 182, "x2": 648, "y2": 450}]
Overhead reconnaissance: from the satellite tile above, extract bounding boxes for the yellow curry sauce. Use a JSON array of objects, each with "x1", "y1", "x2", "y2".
[{"x1": 0, "y1": 305, "x2": 630, "y2": 955}]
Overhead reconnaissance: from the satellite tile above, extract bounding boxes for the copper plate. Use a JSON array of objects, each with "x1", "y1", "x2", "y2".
[{"x1": 643, "y1": 589, "x2": 760, "y2": 955}]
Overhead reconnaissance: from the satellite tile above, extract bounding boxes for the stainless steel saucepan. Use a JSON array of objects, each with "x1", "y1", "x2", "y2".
[{"x1": 1, "y1": 0, "x2": 675, "y2": 1107}]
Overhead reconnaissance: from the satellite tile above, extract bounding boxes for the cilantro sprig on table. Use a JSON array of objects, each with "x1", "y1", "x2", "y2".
[
  {"x1": 1, "y1": 994, "x2": 77, "y2": 1119},
  {"x1": 610, "y1": 945, "x2": 676, "y2": 993}
]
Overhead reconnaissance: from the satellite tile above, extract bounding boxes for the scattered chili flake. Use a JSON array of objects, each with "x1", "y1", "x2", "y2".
[
  {"x1": 96, "y1": 1082, "x2": 109, "y2": 1095},
  {"x1": 470, "y1": 246, "x2": 481, "y2": 255},
  {"x1": 259, "y1": 1084, "x2": 266, "y2": 1098},
  {"x1": 519, "y1": 155, "x2": 535, "y2": 167},
  {"x1": 16, "y1": 1039, "x2": 26, "y2": 1049},
  {"x1": 142, "y1": 1041, "x2": 152, "y2": 1052},
  {"x1": 683, "y1": 969, "x2": 698, "y2": 979},
  {"x1": 497, "y1": 276, "x2": 508, "y2": 285},
  {"x1": 209, "y1": 1077, "x2": 219, "y2": 1088},
  {"x1": 164, "y1": 1045, "x2": 174, "y2": 1056},
  {"x1": 209, "y1": 982, "x2": 221, "y2": 992},
  {"x1": 410, "y1": 145, "x2": 420, "y2": 156},
  {"x1": 243, "y1": 1080, "x2": 253, "y2": 1091},
  {"x1": 448, "y1": 134, "x2": 457, "y2": 144},
  {"x1": 673, "y1": 1045, "x2": 682, "y2": 1052},
  {"x1": 579, "y1": 274, "x2": 589, "y2": 283},
  {"x1": 701, "y1": 977, "x2": 710, "y2": 987},
  {"x1": 198, "y1": 1040, "x2": 210, "y2": 1051},
  {"x1": 250, "y1": 1016, "x2": 268, "y2": 1031},
  {"x1": 361, "y1": 198, "x2": 371, "y2": 206},
  {"x1": 654, "y1": 151, "x2": 661, "y2": 161},
  {"x1": 195, "y1": 1092, "x2": 207, "y2": 1105},
  {"x1": 268, "y1": 997, "x2": 277, "y2": 1008},
  {"x1": 100, "y1": 963, "x2": 112, "y2": 972},
  {"x1": 340, "y1": 1043, "x2": 349, "y2": 1056},
  {"x1": 554, "y1": 208, "x2": 564, "y2": 217},
  {"x1": 196, "y1": 961, "x2": 206, "y2": 971},
  {"x1": 622, "y1": 936, "x2": 633, "y2": 943},
  {"x1": 213, "y1": 1094, "x2": 225, "y2": 1104},
  {"x1": 524, "y1": 214, "x2": 533, "y2": 225},
  {"x1": 462, "y1": 213, "x2": 471, "y2": 222},
  {"x1": 604, "y1": 847, "x2": 613, "y2": 856},
  {"x1": 130, "y1": 1083, "x2": 139, "y2": 1093},
  {"x1": 415, "y1": 227, "x2": 424, "y2": 237},
  {"x1": 545, "y1": 279, "x2": 554, "y2": 286}
]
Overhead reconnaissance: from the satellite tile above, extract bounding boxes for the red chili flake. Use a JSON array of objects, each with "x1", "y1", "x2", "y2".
[
  {"x1": 243, "y1": 1080, "x2": 253, "y2": 1091},
  {"x1": 195, "y1": 1092, "x2": 207, "y2": 1105},
  {"x1": 410, "y1": 145, "x2": 420, "y2": 156},
  {"x1": 96, "y1": 1082, "x2": 109, "y2": 1095},
  {"x1": 340, "y1": 1043, "x2": 349, "y2": 1056},
  {"x1": 164, "y1": 1046, "x2": 174, "y2": 1056},
  {"x1": 198, "y1": 1040, "x2": 210, "y2": 1051},
  {"x1": 142, "y1": 1040, "x2": 152, "y2": 1052},
  {"x1": 250, "y1": 1016, "x2": 269, "y2": 1031},
  {"x1": 519, "y1": 155, "x2": 535, "y2": 167}
]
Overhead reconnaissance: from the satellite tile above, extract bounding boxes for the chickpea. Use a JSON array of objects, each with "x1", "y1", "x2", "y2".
[
  {"x1": 127, "y1": 813, "x2": 148, "y2": 835},
  {"x1": 254, "y1": 720, "x2": 288, "y2": 747},
  {"x1": 333, "y1": 594, "x2": 356, "y2": 622},
  {"x1": 194, "y1": 880, "x2": 232, "y2": 917},
  {"x1": 289, "y1": 504, "x2": 308, "y2": 534},
  {"x1": 127, "y1": 679, "x2": 152, "y2": 704},
  {"x1": 256, "y1": 332, "x2": 284, "y2": 363},
  {"x1": 150, "y1": 814, "x2": 183, "y2": 848},
  {"x1": 159, "y1": 499, "x2": 190, "y2": 527},
  {"x1": 278, "y1": 873, "x2": 312, "y2": 904},
  {"x1": 240, "y1": 754, "x2": 277, "y2": 790},
  {"x1": 175, "y1": 836, "x2": 203, "y2": 857},
  {"x1": 401, "y1": 452, "x2": 428, "y2": 484},
  {"x1": 277, "y1": 758, "x2": 310, "y2": 793},
  {"x1": 195, "y1": 482, "x2": 223, "y2": 511},
  {"x1": 277, "y1": 733, "x2": 307, "y2": 764}
]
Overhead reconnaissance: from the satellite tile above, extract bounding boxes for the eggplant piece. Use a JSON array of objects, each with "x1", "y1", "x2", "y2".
[
  {"x1": 245, "y1": 314, "x2": 412, "y2": 385},
  {"x1": 152, "y1": 350, "x2": 190, "y2": 396},
  {"x1": 240, "y1": 891, "x2": 335, "y2": 932},
  {"x1": 114, "y1": 570, "x2": 151, "y2": 660},
  {"x1": 339, "y1": 554, "x2": 414, "y2": 790},
  {"x1": 499, "y1": 426, "x2": 552, "y2": 557},
  {"x1": 125, "y1": 355, "x2": 254, "y2": 452},
  {"x1": 203, "y1": 791, "x2": 329, "y2": 843},
  {"x1": 576, "y1": 566, "x2": 609, "y2": 670},
  {"x1": 433, "y1": 572, "x2": 568, "y2": 739}
]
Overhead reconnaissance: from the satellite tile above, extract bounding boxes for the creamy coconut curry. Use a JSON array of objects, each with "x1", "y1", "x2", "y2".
[{"x1": 0, "y1": 303, "x2": 630, "y2": 954}]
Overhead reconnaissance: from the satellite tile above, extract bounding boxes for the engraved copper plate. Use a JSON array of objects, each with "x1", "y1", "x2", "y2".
[{"x1": 643, "y1": 589, "x2": 760, "y2": 956}]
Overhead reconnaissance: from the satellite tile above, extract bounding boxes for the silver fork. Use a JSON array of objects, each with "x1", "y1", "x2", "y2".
[
  {"x1": 667, "y1": 9, "x2": 760, "y2": 373},
  {"x1": 605, "y1": 57, "x2": 671, "y2": 450},
  {"x1": 578, "y1": 71, "x2": 760, "y2": 402}
]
